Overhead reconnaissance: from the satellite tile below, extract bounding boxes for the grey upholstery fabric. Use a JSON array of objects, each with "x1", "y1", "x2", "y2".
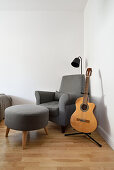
[
  {"x1": 35, "y1": 74, "x2": 85, "y2": 127},
  {"x1": 5, "y1": 104, "x2": 49, "y2": 131},
  {"x1": 35, "y1": 91, "x2": 55, "y2": 104},
  {"x1": 59, "y1": 74, "x2": 85, "y2": 95},
  {"x1": 0, "y1": 94, "x2": 12, "y2": 121},
  {"x1": 58, "y1": 93, "x2": 79, "y2": 125},
  {"x1": 54, "y1": 91, "x2": 64, "y2": 101},
  {"x1": 40, "y1": 101, "x2": 59, "y2": 117}
]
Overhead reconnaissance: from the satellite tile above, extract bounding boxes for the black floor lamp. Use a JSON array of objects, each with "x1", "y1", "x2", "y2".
[
  {"x1": 64, "y1": 56, "x2": 102, "y2": 147},
  {"x1": 71, "y1": 56, "x2": 82, "y2": 74}
]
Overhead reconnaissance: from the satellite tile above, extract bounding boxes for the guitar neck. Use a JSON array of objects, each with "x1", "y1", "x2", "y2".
[{"x1": 83, "y1": 76, "x2": 89, "y2": 105}]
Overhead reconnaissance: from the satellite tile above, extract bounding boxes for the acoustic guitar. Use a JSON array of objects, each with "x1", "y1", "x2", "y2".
[{"x1": 70, "y1": 68, "x2": 97, "y2": 133}]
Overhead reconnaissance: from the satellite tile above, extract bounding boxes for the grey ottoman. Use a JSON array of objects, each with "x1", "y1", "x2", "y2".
[{"x1": 5, "y1": 104, "x2": 49, "y2": 149}]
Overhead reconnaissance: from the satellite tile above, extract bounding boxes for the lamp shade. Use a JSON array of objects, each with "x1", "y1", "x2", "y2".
[{"x1": 71, "y1": 57, "x2": 80, "y2": 68}]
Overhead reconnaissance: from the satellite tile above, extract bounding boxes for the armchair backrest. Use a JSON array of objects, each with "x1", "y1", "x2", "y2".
[{"x1": 59, "y1": 74, "x2": 85, "y2": 96}]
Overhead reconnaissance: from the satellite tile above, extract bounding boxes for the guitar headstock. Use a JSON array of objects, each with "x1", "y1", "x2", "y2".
[{"x1": 86, "y1": 68, "x2": 92, "y2": 77}]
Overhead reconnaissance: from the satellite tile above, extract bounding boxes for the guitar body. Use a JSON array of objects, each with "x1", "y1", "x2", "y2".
[{"x1": 70, "y1": 97, "x2": 97, "y2": 133}]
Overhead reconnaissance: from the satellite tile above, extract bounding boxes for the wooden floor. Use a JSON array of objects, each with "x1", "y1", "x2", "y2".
[{"x1": 0, "y1": 120, "x2": 114, "y2": 170}]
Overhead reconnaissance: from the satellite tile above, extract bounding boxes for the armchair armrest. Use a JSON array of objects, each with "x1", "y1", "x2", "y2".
[
  {"x1": 58, "y1": 93, "x2": 78, "y2": 126},
  {"x1": 59, "y1": 94, "x2": 69, "y2": 107},
  {"x1": 35, "y1": 91, "x2": 55, "y2": 104},
  {"x1": 59, "y1": 93, "x2": 78, "y2": 107}
]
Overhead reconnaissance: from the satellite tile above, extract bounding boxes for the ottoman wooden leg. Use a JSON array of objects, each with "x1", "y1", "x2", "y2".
[
  {"x1": 44, "y1": 127, "x2": 48, "y2": 135},
  {"x1": 5, "y1": 127, "x2": 10, "y2": 137},
  {"x1": 22, "y1": 131, "x2": 28, "y2": 149}
]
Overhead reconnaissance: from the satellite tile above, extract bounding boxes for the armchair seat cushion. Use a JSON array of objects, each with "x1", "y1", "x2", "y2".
[
  {"x1": 40, "y1": 101, "x2": 59, "y2": 117},
  {"x1": 54, "y1": 91, "x2": 64, "y2": 101}
]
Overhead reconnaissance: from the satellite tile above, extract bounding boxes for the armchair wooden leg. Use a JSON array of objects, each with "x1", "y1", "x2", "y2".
[
  {"x1": 22, "y1": 131, "x2": 28, "y2": 149},
  {"x1": 44, "y1": 127, "x2": 48, "y2": 135},
  {"x1": 61, "y1": 126, "x2": 66, "y2": 133},
  {"x1": 5, "y1": 127, "x2": 10, "y2": 137}
]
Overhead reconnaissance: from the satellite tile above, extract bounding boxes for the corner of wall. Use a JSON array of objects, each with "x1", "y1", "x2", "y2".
[{"x1": 97, "y1": 125, "x2": 114, "y2": 150}]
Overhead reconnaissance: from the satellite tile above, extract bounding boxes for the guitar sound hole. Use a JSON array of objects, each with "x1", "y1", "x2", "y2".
[{"x1": 81, "y1": 104, "x2": 88, "y2": 111}]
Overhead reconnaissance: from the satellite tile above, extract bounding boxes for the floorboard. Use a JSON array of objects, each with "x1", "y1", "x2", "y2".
[{"x1": 0, "y1": 120, "x2": 114, "y2": 170}]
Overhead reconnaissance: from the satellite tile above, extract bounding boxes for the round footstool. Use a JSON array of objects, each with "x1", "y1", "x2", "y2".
[{"x1": 5, "y1": 104, "x2": 49, "y2": 149}]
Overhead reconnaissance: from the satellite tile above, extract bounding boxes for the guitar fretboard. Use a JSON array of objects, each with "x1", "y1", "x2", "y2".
[{"x1": 83, "y1": 76, "x2": 89, "y2": 105}]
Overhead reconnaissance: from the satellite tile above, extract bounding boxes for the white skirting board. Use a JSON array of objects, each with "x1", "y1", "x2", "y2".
[{"x1": 97, "y1": 126, "x2": 114, "y2": 150}]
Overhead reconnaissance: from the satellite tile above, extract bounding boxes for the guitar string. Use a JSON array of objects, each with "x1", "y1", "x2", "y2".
[
  {"x1": 83, "y1": 75, "x2": 89, "y2": 130},
  {"x1": 81, "y1": 75, "x2": 87, "y2": 131},
  {"x1": 85, "y1": 77, "x2": 89, "y2": 126},
  {"x1": 75, "y1": 72, "x2": 91, "y2": 132}
]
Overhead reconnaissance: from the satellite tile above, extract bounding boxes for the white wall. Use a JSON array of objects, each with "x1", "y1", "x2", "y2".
[
  {"x1": 0, "y1": 1, "x2": 85, "y2": 104},
  {"x1": 84, "y1": 0, "x2": 114, "y2": 149}
]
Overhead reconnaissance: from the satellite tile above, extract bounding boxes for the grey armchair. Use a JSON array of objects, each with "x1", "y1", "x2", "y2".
[{"x1": 35, "y1": 74, "x2": 85, "y2": 133}]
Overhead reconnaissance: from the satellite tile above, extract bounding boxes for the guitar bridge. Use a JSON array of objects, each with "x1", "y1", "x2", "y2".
[{"x1": 77, "y1": 118, "x2": 90, "y2": 123}]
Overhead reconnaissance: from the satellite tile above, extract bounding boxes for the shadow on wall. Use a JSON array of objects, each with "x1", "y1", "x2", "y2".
[
  {"x1": 85, "y1": 58, "x2": 110, "y2": 135},
  {"x1": 91, "y1": 70, "x2": 111, "y2": 135},
  {"x1": 10, "y1": 96, "x2": 35, "y2": 105},
  {"x1": 85, "y1": 58, "x2": 88, "y2": 68}
]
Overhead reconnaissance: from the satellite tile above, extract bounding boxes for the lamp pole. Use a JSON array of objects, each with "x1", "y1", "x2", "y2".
[{"x1": 79, "y1": 56, "x2": 82, "y2": 74}]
